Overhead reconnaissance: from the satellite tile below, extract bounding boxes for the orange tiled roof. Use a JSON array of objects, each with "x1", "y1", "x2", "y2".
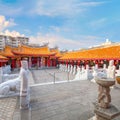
[
  {"x1": 0, "y1": 54, "x2": 8, "y2": 62},
  {"x1": 0, "y1": 54, "x2": 8, "y2": 60},
  {"x1": 12, "y1": 45, "x2": 56, "y2": 57},
  {"x1": 59, "y1": 45, "x2": 120, "y2": 61},
  {"x1": 0, "y1": 46, "x2": 17, "y2": 58},
  {"x1": 50, "y1": 49, "x2": 62, "y2": 58}
]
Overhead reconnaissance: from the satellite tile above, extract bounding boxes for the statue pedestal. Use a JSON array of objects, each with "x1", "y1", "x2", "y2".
[
  {"x1": 89, "y1": 77, "x2": 120, "y2": 120},
  {"x1": 89, "y1": 103, "x2": 120, "y2": 120}
]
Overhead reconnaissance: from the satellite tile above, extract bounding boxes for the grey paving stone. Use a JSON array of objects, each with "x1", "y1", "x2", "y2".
[
  {"x1": 0, "y1": 97, "x2": 17, "y2": 120},
  {"x1": 12, "y1": 69, "x2": 120, "y2": 120}
]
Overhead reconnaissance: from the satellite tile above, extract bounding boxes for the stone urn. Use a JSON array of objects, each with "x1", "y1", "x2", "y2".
[
  {"x1": 95, "y1": 77, "x2": 115, "y2": 108},
  {"x1": 116, "y1": 76, "x2": 120, "y2": 84}
]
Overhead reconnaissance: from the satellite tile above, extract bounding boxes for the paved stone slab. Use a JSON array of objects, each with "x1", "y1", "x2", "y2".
[
  {"x1": 12, "y1": 69, "x2": 120, "y2": 120},
  {"x1": 30, "y1": 81, "x2": 97, "y2": 120},
  {"x1": 0, "y1": 97, "x2": 17, "y2": 120}
]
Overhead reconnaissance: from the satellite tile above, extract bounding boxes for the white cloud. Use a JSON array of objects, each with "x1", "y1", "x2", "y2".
[
  {"x1": 77, "y1": 1, "x2": 105, "y2": 7},
  {"x1": 0, "y1": 30, "x2": 25, "y2": 37},
  {"x1": 89, "y1": 18, "x2": 107, "y2": 29},
  {"x1": 29, "y1": 33, "x2": 103, "y2": 50},
  {"x1": 0, "y1": 15, "x2": 24, "y2": 37},
  {"x1": 30, "y1": 0, "x2": 105, "y2": 17},
  {"x1": 49, "y1": 26, "x2": 61, "y2": 33},
  {"x1": 0, "y1": 4, "x2": 22, "y2": 16},
  {"x1": 0, "y1": 15, "x2": 16, "y2": 32}
]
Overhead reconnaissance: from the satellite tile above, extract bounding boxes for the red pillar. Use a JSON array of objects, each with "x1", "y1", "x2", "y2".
[
  {"x1": 47, "y1": 58, "x2": 50, "y2": 67},
  {"x1": 39, "y1": 57, "x2": 41, "y2": 67},
  {"x1": 66, "y1": 61, "x2": 68, "y2": 67},
  {"x1": 45, "y1": 58, "x2": 47, "y2": 67},
  {"x1": 11, "y1": 59, "x2": 16, "y2": 69}
]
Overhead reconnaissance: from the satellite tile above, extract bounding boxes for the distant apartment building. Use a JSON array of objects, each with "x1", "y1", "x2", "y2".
[
  {"x1": 0, "y1": 35, "x2": 5, "y2": 50},
  {"x1": 0, "y1": 35, "x2": 29, "y2": 50}
]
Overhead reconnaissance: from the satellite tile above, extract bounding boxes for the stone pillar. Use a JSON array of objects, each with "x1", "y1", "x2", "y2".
[{"x1": 20, "y1": 60, "x2": 30, "y2": 110}]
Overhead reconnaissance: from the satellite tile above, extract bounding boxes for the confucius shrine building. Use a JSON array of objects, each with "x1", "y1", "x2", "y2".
[
  {"x1": 59, "y1": 39, "x2": 120, "y2": 69},
  {"x1": 0, "y1": 35, "x2": 120, "y2": 70},
  {"x1": 0, "y1": 35, "x2": 61, "y2": 69}
]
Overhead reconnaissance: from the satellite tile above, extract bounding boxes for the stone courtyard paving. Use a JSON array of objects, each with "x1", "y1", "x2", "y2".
[
  {"x1": 30, "y1": 81, "x2": 97, "y2": 120},
  {"x1": 1, "y1": 68, "x2": 120, "y2": 120},
  {"x1": 29, "y1": 81, "x2": 120, "y2": 120},
  {"x1": 0, "y1": 97, "x2": 17, "y2": 120}
]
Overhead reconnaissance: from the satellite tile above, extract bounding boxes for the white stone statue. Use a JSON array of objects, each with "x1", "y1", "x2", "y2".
[
  {"x1": 59, "y1": 64, "x2": 63, "y2": 71},
  {"x1": 0, "y1": 76, "x2": 20, "y2": 95},
  {"x1": 91, "y1": 65, "x2": 107, "y2": 83},
  {"x1": 103, "y1": 64, "x2": 107, "y2": 70},
  {"x1": 81, "y1": 66, "x2": 85, "y2": 71},
  {"x1": 65, "y1": 64, "x2": 68, "y2": 72},
  {"x1": 74, "y1": 66, "x2": 81, "y2": 80},
  {"x1": 20, "y1": 60, "x2": 30, "y2": 109},
  {"x1": 67, "y1": 65, "x2": 70, "y2": 72},
  {"x1": 85, "y1": 65, "x2": 92, "y2": 80},
  {"x1": 74, "y1": 65, "x2": 92, "y2": 80},
  {"x1": 73, "y1": 65, "x2": 77, "y2": 75},
  {"x1": 86, "y1": 65, "x2": 89, "y2": 70},
  {"x1": 95, "y1": 64, "x2": 98, "y2": 69},
  {"x1": 70, "y1": 65, "x2": 73, "y2": 74},
  {"x1": 107, "y1": 60, "x2": 116, "y2": 79}
]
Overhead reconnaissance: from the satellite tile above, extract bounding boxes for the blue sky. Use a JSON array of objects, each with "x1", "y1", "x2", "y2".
[{"x1": 0, "y1": 0, "x2": 120, "y2": 50}]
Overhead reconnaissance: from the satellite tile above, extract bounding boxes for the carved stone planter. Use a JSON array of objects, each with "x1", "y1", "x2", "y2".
[
  {"x1": 95, "y1": 77, "x2": 115, "y2": 108},
  {"x1": 89, "y1": 77, "x2": 120, "y2": 120}
]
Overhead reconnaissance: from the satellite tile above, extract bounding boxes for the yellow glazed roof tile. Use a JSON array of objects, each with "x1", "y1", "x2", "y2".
[
  {"x1": 12, "y1": 45, "x2": 56, "y2": 56},
  {"x1": 59, "y1": 45, "x2": 120, "y2": 60}
]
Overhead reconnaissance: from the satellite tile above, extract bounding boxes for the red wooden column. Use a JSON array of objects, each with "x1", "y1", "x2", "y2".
[
  {"x1": 66, "y1": 61, "x2": 68, "y2": 67},
  {"x1": 11, "y1": 59, "x2": 16, "y2": 69},
  {"x1": 39, "y1": 57, "x2": 41, "y2": 67},
  {"x1": 77, "y1": 60, "x2": 80, "y2": 67},
  {"x1": 84, "y1": 60, "x2": 86, "y2": 69},
  {"x1": 45, "y1": 57, "x2": 47, "y2": 67},
  {"x1": 47, "y1": 57, "x2": 51, "y2": 67},
  {"x1": 54, "y1": 59, "x2": 57, "y2": 66}
]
